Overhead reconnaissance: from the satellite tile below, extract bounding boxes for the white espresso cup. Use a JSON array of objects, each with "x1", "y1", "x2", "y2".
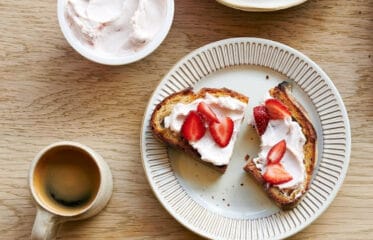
[{"x1": 29, "y1": 141, "x2": 113, "y2": 240}]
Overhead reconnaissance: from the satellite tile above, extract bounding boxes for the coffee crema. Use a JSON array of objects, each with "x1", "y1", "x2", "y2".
[{"x1": 33, "y1": 146, "x2": 101, "y2": 215}]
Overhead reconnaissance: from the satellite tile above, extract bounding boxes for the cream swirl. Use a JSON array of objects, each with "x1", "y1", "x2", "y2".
[
  {"x1": 65, "y1": 0, "x2": 167, "y2": 56},
  {"x1": 164, "y1": 93, "x2": 247, "y2": 166},
  {"x1": 253, "y1": 112, "x2": 306, "y2": 189}
]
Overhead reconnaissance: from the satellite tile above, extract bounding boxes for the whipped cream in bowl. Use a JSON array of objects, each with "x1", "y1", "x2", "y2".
[{"x1": 57, "y1": 0, "x2": 174, "y2": 65}]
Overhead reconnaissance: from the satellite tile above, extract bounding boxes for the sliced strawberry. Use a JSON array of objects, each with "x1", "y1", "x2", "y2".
[
  {"x1": 197, "y1": 102, "x2": 219, "y2": 123},
  {"x1": 265, "y1": 99, "x2": 290, "y2": 120},
  {"x1": 181, "y1": 111, "x2": 206, "y2": 141},
  {"x1": 263, "y1": 163, "x2": 293, "y2": 184},
  {"x1": 253, "y1": 105, "x2": 270, "y2": 136},
  {"x1": 267, "y1": 139, "x2": 286, "y2": 164},
  {"x1": 209, "y1": 117, "x2": 234, "y2": 147}
]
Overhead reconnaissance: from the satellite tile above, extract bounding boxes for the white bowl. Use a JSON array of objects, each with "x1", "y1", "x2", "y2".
[
  {"x1": 216, "y1": 0, "x2": 307, "y2": 12},
  {"x1": 57, "y1": 0, "x2": 174, "y2": 65}
]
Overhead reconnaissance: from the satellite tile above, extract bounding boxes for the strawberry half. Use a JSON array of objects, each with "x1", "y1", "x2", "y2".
[
  {"x1": 197, "y1": 102, "x2": 219, "y2": 123},
  {"x1": 209, "y1": 117, "x2": 234, "y2": 147},
  {"x1": 265, "y1": 99, "x2": 290, "y2": 120},
  {"x1": 253, "y1": 105, "x2": 270, "y2": 136},
  {"x1": 267, "y1": 139, "x2": 286, "y2": 164},
  {"x1": 263, "y1": 163, "x2": 293, "y2": 184},
  {"x1": 181, "y1": 111, "x2": 206, "y2": 141}
]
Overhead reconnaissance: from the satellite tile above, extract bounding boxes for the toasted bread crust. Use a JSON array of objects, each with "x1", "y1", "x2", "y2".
[
  {"x1": 244, "y1": 81, "x2": 317, "y2": 209},
  {"x1": 151, "y1": 88, "x2": 249, "y2": 173}
]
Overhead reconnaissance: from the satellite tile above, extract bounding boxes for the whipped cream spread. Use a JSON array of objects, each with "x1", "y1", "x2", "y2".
[
  {"x1": 164, "y1": 93, "x2": 247, "y2": 166},
  {"x1": 253, "y1": 101, "x2": 307, "y2": 190},
  {"x1": 66, "y1": 0, "x2": 167, "y2": 56}
]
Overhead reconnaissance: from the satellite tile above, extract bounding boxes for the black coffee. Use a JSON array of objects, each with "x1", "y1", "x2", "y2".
[{"x1": 33, "y1": 146, "x2": 100, "y2": 214}]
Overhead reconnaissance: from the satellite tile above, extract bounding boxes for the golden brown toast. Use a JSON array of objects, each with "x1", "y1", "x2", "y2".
[
  {"x1": 151, "y1": 88, "x2": 249, "y2": 173},
  {"x1": 244, "y1": 82, "x2": 317, "y2": 209}
]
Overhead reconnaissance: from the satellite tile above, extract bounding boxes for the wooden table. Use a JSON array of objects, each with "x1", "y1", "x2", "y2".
[{"x1": 0, "y1": 0, "x2": 372, "y2": 239}]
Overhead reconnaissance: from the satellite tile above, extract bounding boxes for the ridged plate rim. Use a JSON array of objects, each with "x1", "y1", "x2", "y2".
[{"x1": 140, "y1": 37, "x2": 351, "y2": 240}]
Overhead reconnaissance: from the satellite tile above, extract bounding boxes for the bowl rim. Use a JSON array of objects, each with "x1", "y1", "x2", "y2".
[
  {"x1": 216, "y1": 0, "x2": 307, "y2": 12},
  {"x1": 57, "y1": 0, "x2": 175, "y2": 65}
]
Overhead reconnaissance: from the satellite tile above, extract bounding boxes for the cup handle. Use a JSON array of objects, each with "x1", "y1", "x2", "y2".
[{"x1": 31, "y1": 207, "x2": 61, "y2": 240}]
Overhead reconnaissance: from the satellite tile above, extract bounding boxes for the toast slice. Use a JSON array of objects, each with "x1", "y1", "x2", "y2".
[
  {"x1": 151, "y1": 88, "x2": 249, "y2": 173},
  {"x1": 244, "y1": 81, "x2": 317, "y2": 209}
]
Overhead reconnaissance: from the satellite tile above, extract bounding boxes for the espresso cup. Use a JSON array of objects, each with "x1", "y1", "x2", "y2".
[{"x1": 29, "y1": 141, "x2": 113, "y2": 240}]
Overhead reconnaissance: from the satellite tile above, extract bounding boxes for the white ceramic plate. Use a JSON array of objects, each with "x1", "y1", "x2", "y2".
[
  {"x1": 216, "y1": 0, "x2": 307, "y2": 12},
  {"x1": 141, "y1": 38, "x2": 350, "y2": 239}
]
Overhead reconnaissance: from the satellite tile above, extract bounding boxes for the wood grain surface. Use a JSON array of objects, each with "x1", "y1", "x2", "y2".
[{"x1": 0, "y1": 0, "x2": 372, "y2": 239}]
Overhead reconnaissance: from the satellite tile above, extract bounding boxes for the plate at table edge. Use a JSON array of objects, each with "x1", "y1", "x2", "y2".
[
  {"x1": 140, "y1": 38, "x2": 351, "y2": 240},
  {"x1": 216, "y1": 0, "x2": 307, "y2": 12}
]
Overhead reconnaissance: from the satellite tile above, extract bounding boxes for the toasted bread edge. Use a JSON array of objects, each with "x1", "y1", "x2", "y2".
[{"x1": 151, "y1": 88, "x2": 249, "y2": 173}]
